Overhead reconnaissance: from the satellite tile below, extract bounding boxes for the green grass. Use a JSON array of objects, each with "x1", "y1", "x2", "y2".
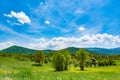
[{"x1": 0, "y1": 56, "x2": 120, "y2": 80}]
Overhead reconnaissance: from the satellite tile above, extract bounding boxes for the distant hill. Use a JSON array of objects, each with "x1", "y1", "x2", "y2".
[
  {"x1": 65, "y1": 47, "x2": 79, "y2": 54},
  {"x1": 65, "y1": 47, "x2": 101, "y2": 55},
  {"x1": 42, "y1": 50, "x2": 55, "y2": 54},
  {"x1": 66, "y1": 47, "x2": 120, "y2": 55},
  {"x1": 0, "y1": 46, "x2": 120, "y2": 55},
  {"x1": 87, "y1": 47, "x2": 120, "y2": 54},
  {"x1": 0, "y1": 46, "x2": 55, "y2": 54},
  {"x1": 0, "y1": 46, "x2": 36, "y2": 54}
]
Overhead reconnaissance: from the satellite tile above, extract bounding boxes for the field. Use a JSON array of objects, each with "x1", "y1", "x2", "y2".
[{"x1": 0, "y1": 56, "x2": 120, "y2": 80}]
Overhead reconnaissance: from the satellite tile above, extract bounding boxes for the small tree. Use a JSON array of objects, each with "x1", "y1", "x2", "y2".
[
  {"x1": 53, "y1": 52, "x2": 66, "y2": 71},
  {"x1": 34, "y1": 50, "x2": 44, "y2": 65},
  {"x1": 59, "y1": 49, "x2": 71, "y2": 70},
  {"x1": 52, "y1": 49, "x2": 71, "y2": 71},
  {"x1": 75, "y1": 48, "x2": 89, "y2": 70}
]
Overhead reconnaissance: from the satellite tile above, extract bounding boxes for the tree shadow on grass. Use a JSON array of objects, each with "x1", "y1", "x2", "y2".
[{"x1": 31, "y1": 63, "x2": 43, "y2": 67}]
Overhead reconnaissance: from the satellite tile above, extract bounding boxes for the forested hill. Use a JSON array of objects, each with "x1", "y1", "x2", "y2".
[
  {"x1": 0, "y1": 46, "x2": 55, "y2": 54},
  {"x1": 0, "y1": 46, "x2": 120, "y2": 55},
  {"x1": 65, "y1": 47, "x2": 120, "y2": 54},
  {"x1": 86, "y1": 47, "x2": 120, "y2": 55},
  {"x1": 0, "y1": 46, "x2": 36, "y2": 54}
]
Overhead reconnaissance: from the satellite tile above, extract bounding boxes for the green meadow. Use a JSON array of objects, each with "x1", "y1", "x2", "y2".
[{"x1": 0, "y1": 56, "x2": 120, "y2": 80}]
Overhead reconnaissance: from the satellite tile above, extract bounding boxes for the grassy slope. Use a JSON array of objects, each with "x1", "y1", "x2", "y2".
[{"x1": 0, "y1": 57, "x2": 120, "y2": 80}]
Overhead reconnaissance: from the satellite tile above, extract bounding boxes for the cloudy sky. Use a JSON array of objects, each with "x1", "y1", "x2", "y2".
[{"x1": 0, "y1": 0, "x2": 120, "y2": 50}]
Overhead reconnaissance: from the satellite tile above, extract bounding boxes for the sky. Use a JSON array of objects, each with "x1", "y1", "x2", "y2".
[{"x1": 0, "y1": 0, "x2": 120, "y2": 50}]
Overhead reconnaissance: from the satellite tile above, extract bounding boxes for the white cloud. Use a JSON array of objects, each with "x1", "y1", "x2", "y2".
[
  {"x1": 45, "y1": 20, "x2": 50, "y2": 25},
  {"x1": 1, "y1": 33, "x2": 120, "y2": 50},
  {"x1": 6, "y1": 20, "x2": 21, "y2": 26},
  {"x1": 0, "y1": 24, "x2": 34, "y2": 41},
  {"x1": 4, "y1": 11, "x2": 31, "y2": 24},
  {"x1": 7, "y1": 20, "x2": 10, "y2": 23},
  {"x1": 0, "y1": 42, "x2": 14, "y2": 50},
  {"x1": 78, "y1": 26, "x2": 85, "y2": 31},
  {"x1": 40, "y1": 2, "x2": 44, "y2": 5},
  {"x1": 27, "y1": 33, "x2": 120, "y2": 50},
  {"x1": 4, "y1": 14, "x2": 12, "y2": 18},
  {"x1": 74, "y1": 8, "x2": 84, "y2": 15}
]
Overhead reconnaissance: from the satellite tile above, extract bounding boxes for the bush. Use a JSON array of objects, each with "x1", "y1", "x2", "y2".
[{"x1": 98, "y1": 60, "x2": 116, "y2": 67}]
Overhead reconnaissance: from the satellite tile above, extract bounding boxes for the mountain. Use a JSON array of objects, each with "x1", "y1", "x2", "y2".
[
  {"x1": 65, "y1": 47, "x2": 101, "y2": 55},
  {"x1": 66, "y1": 47, "x2": 120, "y2": 55},
  {"x1": 0, "y1": 46, "x2": 120, "y2": 55},
  {"x1": 0, "y1": 46, "x2": 55, "y2": 54},
  {"x1": 87, "y1": 47, "x2": 120, "y2": 54},
  {"x1": 42, "y1": 50, "x2": 55, "y2": 54},
  {"x1": 65, "y1": 47, "x2": 79, "y2": 54},
  {"x1": 0, "y1": 46, "x2": 36, "y2": 54}
]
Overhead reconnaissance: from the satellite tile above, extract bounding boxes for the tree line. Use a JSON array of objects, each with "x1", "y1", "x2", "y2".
[
  {"x1": 28, "y1": 48, "x2": 117, "y2": 71},
  {"x1": 0, "y1": 48, "x2": 117, "y2": 71}
]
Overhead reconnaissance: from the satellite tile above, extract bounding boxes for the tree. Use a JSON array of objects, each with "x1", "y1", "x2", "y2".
[
  {"x1": 33, "y1": 50, "x2": 44, "y2": 65},
  {"x1": 53, "y1": 52, "x2": 66, "y2": 71},
  {"x1": 59, "y1": 49, "x2": 71, "y2": 70},
  {"x1": 75, "y1": 48, "x2": 89, "y2": 70},
  {"x1": 52, "y1": 49, "x2": 71, "y2": 71}
]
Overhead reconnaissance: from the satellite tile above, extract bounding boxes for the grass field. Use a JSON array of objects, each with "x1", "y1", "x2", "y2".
[{"x1": 0, "y1": 56, "x2": 120, "y2": 80}]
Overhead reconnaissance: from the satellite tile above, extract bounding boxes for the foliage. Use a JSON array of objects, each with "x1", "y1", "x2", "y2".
[
  {"x1": 72, "y1": 58, "x2": 79, "y2": 67},
  {"x1": 52, "y1": 49, "x2": 71, "y2": 71},
  {"x1": 0, "y1": 56, "x2": 120, "y2": 80},
  {"x1": 98, "y1": 60, "x2": 116, "y2": 67},
  {"x1": 59, "y1": 49, "x2": 71, "y2": 70},
  {"x1": 33, "y1": 50, "x2": 44, "y2": 65},
  {"x1": 75, "y1": 48, "x2": 90, "y2": 70},
  {"x1": 52, "y1": 52, "x2": 66, "y2": 71},
  {"x1": 66, "y1": 47, "x2": 79, "y2": 54}
]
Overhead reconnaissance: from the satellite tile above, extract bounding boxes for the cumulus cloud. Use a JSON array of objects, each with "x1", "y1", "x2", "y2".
[
  {"x1": 1, "y1": 34, "x2": 119, "y2": 50},
  {"x1": 4, "y1": 11, "x2": 31, "y2": 24},
  {"x1": 78, "y1": 26, "x2": 85, "y2": 31},
  {"x1": 0, "y1": 42, "x2": 14, "y2": 50},
  {"x1": 27, "y1": 33, "x2": 120, "y2": 50},
  {"x1": 4, "y1": 14, "x2": 12, "y2": 18},
  {"x1": 44, "y1": 20, "x2": 50, "y2": 25}
]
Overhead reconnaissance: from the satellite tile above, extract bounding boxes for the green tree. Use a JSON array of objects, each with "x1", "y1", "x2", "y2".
[
  {"x1": 59, "y1": 49, "x2": 71, "y2": 70},
  {"x1": 34, "y1": 50, "x2": 44, "y2": 65},
  {"x1": 75, "y1": 48, "x2": 89, "y2": 70},
  {"x1": 53, "y1": 52, "x2": 66, "y2": 71},
  {"x1": 52, "y1": 49, "x2": 71, "y2": 71}
]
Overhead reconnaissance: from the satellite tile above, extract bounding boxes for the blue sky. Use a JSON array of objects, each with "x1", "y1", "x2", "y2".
[{"x1": 0, "y1": 0, "x2": 120, "y2": 50}]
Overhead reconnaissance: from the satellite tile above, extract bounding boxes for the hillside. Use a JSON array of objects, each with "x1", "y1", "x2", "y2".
[
  {"x1": 0, "y1": 46, "x2": 120, "y2": 55},
  {"x1": 0, "y1": 46, "x2": 55, "y2": 54},
  {"x1": 0, "y1": 46, "x2": 36, "y2": 54},
  {"x1": 87, "y1": 48, "x2": 120, "y2": 54},
  {"x1": 66, "y1": 47, "x2": 120, "y2": 55},
  {"x1": 65, "y1": 47, "x2": 80, "y2": 54}
]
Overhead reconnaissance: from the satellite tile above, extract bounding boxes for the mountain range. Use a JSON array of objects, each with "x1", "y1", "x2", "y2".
[{"x1": 0, "y1": 46, "x2": 120, "y2": 55}]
